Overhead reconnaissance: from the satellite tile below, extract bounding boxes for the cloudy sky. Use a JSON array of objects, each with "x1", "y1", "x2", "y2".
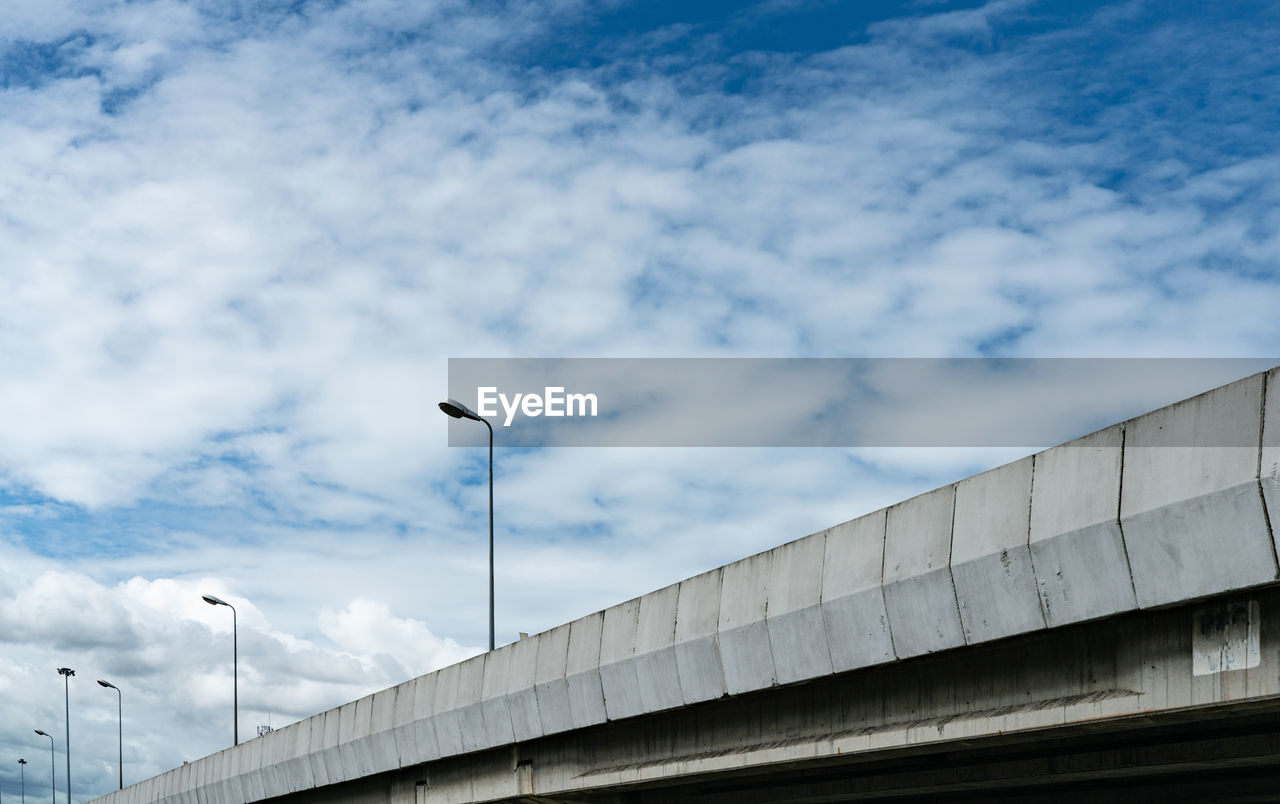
[{"x1": 1, "y1": 0, "x2": 1278, "y2": 800}]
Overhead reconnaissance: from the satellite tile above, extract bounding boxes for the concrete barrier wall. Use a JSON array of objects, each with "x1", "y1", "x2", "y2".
[
  {"x1": 1120, "y1": 372, "x2": 1275, "y2": 607},
  {"x1": 91, "y1": 368, "x2": 1280, "y2": 804}
]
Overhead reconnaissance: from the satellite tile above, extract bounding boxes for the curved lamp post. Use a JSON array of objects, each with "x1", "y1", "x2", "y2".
[
  {"x1": 17, "y1": 758, "x2": 25, "y2": 804},
  {"x1": 97, "y1": 679, "x2": 123, "y2": 789},
  {"x1": 32, "y1": 731, "x2": 53, "y2": 804},
  {"x1": 438, "y1": 397, "x2": 495, "y2": 652},
  {"x1": 201, "y1": 594, "x2": 238, "y2": 745},
  {"x1": 56, "y1": 668, "x2": 73, "y2": 804}
]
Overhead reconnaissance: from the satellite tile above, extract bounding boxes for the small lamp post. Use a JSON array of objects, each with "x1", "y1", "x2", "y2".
[
  {"x1": 201, "y1": 594, "x2": 239, "y2": 745},
  {"x1": 438, "y1": 397, "x2": 495, "y2": 651},
  {"x1": 32, "y1": 731, "x2": 53, "y2": 804},
  {"x1": 97, "y1": 679, "x2": 123, "y2": 789}
]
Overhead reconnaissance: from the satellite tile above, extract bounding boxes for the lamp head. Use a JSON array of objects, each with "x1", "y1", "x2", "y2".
[
  {"x1": 57, "y1": 667, "x2": 74, "y2": 677},
  {"x1": 202, "y1": 594, "x2": 228, "y2": 607},
  {"x1": 97, "y1": 679, "x2": 118, "y2": 690},
  {"x1": 438, "y1": 398, "x2": 482, "y2": 421},
  {"x1": 34, "y1": 729, "x2": 48, "y2": 738},
  {"x1": 18, "y1": 758, "x2": 26, "y2": 765}
]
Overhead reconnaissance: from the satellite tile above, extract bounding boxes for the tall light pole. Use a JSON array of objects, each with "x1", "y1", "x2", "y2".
[
  {"x1": 438, "y1": 397, "x2": 495, "y2": 652},
  {"x1": 56, "y1": 668, "x2": 73, "y2": 804},
  {"x1": 32, "y1": 731, "x2": 53, "y2": 804},
  {"x1": 97, "y1": 679, "x2": 123, "y2": 789},
  {"x1": 17, "y1": 758, "x2": 25, "y2": 804},
  {"x1": 201, "y1": 594, "x2": 238, "y2": 745}
]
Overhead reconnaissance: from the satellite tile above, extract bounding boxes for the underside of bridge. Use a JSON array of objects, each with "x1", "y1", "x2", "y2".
[
  {"x1": 534, "y1": 706, "x2": 1280, "y2": 803},
  {"x1": 270, "y1": 587, "x2": 1280, "y2": 804}
]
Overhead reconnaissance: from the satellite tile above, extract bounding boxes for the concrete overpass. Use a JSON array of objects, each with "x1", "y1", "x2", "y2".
[{"x1": 94, "y1": 368, "x2": 1280, "y2": 803}]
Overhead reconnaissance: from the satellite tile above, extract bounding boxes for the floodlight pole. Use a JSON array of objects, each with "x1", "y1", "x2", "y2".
[{"x1": 56, "y1": 668, "x2": 73, "y2": 804}]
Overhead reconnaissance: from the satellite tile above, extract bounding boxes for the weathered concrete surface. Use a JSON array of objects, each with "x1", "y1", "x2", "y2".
[
  {"x1": 766, "y1": 533, "x2": 833, "y2": 684},
  {"x1": 532, "y1": 623, "x2": 572, "y2": 736},
  {"x1": 598, "y1": 598, "x2": 643, "y2": 720},
  {"x1": 882, "y1": 485, "x2": 964, "y2": 658},
  {"x1": 717, "y1": 551, "x2": 775, "y2": 694},
  {"x1": 454, "y1": 654, "x2": 487, "y2": 754},
  {"x1": 952, "y1": 457, "x2": 1044, "y2": 643},
  {"x1": 633, "y1": 583, "x2": 682, "y2": 714},
  {"x1": 91, "y1": 368, "x2": 1280, "y2": 804},
  {"x1": 565, "y1": 613, "x2": 607, "y2": 729},
  {"x1": 1263, "y1": 368, "x2": 1280, "y2": 558},
  {"x1": 673, "y1": 569, "x2": 725, "y2": 705},
  {"x1": 431, "y1": 662, "x2": 464, "y2": 758},
  {"x1": 820, "y1": 509, "x2": 894, "y2": 671},
  {"x1": 1120, "y1": 375, "x2": 1276, "y2": 608},
  {"x1": 1030, "y1": 425, "x2": 1135, "y2": 626},
  {"x1": 503, "y1": 635, "x2": 541, "y2": 743},
  {"x1": 405, "y1": 671, "x2": 438, "y2": 765},
  {"x1": 479, "y1": 647, "x2": 514, "y2": 748},
  {"x1": 129, "y1": 587, "x2": 1280, "y2": 804}
]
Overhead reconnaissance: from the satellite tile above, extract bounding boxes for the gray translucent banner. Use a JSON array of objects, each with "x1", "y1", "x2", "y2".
[{"x1": 444, "y1": 358, "x2": 1280, "y2": 447}]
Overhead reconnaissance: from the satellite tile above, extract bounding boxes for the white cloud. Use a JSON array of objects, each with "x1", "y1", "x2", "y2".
[
  {"x1": 1, "y1": 0, "x2": 1278, "y2": 798},
  {"x1": 0, "y1": 547, "x2": 481, "y2": 795},
  {"x1": 319, "y1": 598, "x2": 476, "y2": 675}
]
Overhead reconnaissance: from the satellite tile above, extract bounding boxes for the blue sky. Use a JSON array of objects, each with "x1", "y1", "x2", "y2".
[{"x1": 1, "y1": 0, "x2": 1279, "y2": 800}]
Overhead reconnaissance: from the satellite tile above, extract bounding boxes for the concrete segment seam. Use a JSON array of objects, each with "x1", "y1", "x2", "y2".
[
  {"x1": 946, "y1": 484, "x2": 968, "y2": 645},
  {"x1": 1024, "y1": 453, "x2": 1051, "y2": 629},
  {"x1": 1116, "y1": 424, "x2": 1139, "y2": 605},
  {"x1": 877, "y1": 510, "x2": 898, "y2": 660},
  {"x1": 1257, "y1": 369, "x2": 1278, "y2": 575},
  {"x1": 812, "y1": 529, "x2": 836, "y2": 673}
]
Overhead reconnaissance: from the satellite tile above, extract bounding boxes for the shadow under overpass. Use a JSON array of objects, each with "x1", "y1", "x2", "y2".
[{"x1": 557, "y1": 701, "x2": 1280, "y2": 803}]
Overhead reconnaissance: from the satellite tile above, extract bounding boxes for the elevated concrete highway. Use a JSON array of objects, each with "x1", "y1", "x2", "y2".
[{"x1": 93, "y1": 368, "x2": 1280, "y2": 803}]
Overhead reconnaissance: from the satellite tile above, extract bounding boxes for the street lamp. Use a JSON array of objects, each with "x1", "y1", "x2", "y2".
[
  {"x1": 56, "y1": 668, "x2": 73, "y2": 804},
  {"x1": 32, "y1": 731, "x2": 53, "y2": 804},
  {"x1": 17, "y1": 758, "x2": 25, "y2": 804},
  {"x1": 201, "y1": 593, "x2": 238, "y2": 745},
  {"x1": 97, "y1": 680, "x2": 123, "y2": 789},
  {"x1": 438, "y1": 397, "x2": 495, "y2": 652}
]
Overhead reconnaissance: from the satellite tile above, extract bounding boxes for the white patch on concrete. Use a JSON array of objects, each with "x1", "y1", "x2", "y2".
[{"x1": 1192, "y1": 600, "x2": 1260, "y2": 676}]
